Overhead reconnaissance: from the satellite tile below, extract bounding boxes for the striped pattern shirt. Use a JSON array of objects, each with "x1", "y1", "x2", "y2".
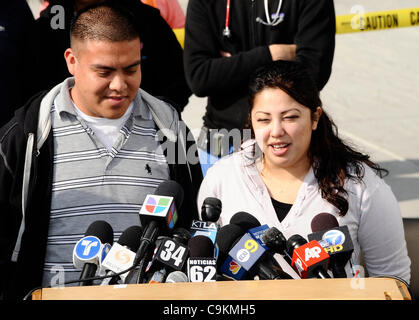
[{"x1": 42, "y1": 81, "x2": 170, "y2": 287}]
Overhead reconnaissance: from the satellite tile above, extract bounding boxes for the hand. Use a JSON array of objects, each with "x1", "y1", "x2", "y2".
[{"x1": 269, "y1": 44, "x2": 297, "y2": 61}]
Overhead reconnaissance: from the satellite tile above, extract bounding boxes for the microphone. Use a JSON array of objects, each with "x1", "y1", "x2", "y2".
[
  {"x1": 190, "y1": 197, "x2": 222, "y2": 243},
  {"x1": 286, "y1": 234, "x2": 331, "y2": 279},
  {"x1": 143, "y1": 227, "x2": 191, "y2": 283},
  {"x1": 171, "y1": 227, "x2": 191, "y2": 245},
  {"x1": 229, "y1": 211, "x2": 261, "y2": 231},
  {"x1": 215, "y1": 223, "x2": 251, "y2": 280},
  {"x1": 262, "y1": 227, "x2": 293, "y2": 264},
  {"x1": 165, "y1": 271, "x2": 189, "y2": 283},
  {"x1": 217, "y1": 213, "x2": 293, "y2": 280},
  {"x1": 134, "y1": 180, "x2": 184, "y2": 268},
  {"x1": 308, "y1": 213, "x2": 354, "y2": 278},
  {"x1": 100, "y1": 225, "x2": 143, "y2": 285},
  {"x1": 152, "y1": 236, "x2": 189, "y2": 273},
  {"x1": 228, "y1": 228, "x2": 293, "y2": 280},
  {"x1": 72, "y1": 220, "x2": 114, "y2": 286},
  {"x1": 187, "y1": 235, "x2": 217, "y2": 282},
  {"x1": 201, "y1": 197, "x2": 222, "y2": 222}
]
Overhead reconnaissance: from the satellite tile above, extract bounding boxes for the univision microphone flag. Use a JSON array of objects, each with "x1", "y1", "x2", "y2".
[{"x1": 140, "y1": 195, "x2": 178, "y2": 229}]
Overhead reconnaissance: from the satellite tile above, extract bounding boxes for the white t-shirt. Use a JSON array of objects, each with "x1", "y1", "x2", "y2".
[{"x1": 72, "y1": 103, "x2": 134, "y2": 151}]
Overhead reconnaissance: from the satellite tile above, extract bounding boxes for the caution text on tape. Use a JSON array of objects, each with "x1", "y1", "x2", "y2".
[{"x1": 336, "y1": 7, "x2": 419, "y2": 34}]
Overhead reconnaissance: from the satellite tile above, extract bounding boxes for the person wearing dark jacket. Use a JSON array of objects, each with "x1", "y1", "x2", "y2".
[
  {"x1": 0, "y1": 3, "x2": 202, "y2": 301},
  {"x1": 0, "y1": 0, "x2": 36, "y2": 127},
  {"x1": 184, "y1": 0, "x2": 336, "y2": 175},
  {"x1": 32, "y1": 0, "x2": 192, "y2": 113}
]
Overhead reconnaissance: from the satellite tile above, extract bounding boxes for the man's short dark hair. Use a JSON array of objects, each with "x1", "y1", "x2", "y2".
[{"x1": 70, "y1": 1, "x2": 139, "y2": 46}]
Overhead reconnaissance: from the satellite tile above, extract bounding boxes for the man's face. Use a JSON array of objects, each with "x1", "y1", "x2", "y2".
[{"x1": 65, "y1": 38, "x2": 142, "y2": 119}]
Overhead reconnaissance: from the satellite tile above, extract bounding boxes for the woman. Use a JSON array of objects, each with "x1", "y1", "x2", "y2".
[{"x1": 197, "y1": 60, "x2": 410, "y2": 283}]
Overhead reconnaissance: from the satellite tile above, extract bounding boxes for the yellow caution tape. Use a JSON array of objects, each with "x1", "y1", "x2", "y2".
[
  {"x1": 172, "y1": 28, "x2": 185, "y2": 48},
  {"x1": 336, "y1": 7, "x2": 419, "y2": 34}
]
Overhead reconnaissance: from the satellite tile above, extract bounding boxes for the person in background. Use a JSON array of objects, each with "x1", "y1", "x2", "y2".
[
  {"x1": 0, "y1": 0, "x2": 36, "y2": 127},
  {"x1": 0, "y1": 2, "x2": 201, "y2": 301},
  {"x1": 197, "y1": 60, "x2": 411, "y2": 284},
  {"x1": 33, "y1": 0, "x2": 191, "y2": 113},
  {"x1": 141, "y1": 0, "x2": 185, "y2": 28},
  {"x1": 184, "y1": 0, "x2": 336, "y2": 176}
]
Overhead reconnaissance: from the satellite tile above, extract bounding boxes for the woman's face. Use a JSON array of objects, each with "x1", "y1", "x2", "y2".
[{"x1": 251, "y1": 88, "x2": 321, "y2": 171}]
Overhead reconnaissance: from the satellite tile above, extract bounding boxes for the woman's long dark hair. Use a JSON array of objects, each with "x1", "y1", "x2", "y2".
[{"x1": 246, "y1": 60, "x2": 388, "y2": 216}]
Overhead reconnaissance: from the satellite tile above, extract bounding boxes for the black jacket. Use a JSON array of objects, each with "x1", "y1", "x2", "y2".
[
  {"x1": 0, "y1": 0, "x2": 36, "y2": 127},
  {"x1": 0, "y1": 87, "x2": 202, "y2": 301},
  {"x1": 32, "y1": 0, "x2": 192, "y2": 113},
  {"x1": 184, "y1": 0, "x2": 336, "y2": 130}
]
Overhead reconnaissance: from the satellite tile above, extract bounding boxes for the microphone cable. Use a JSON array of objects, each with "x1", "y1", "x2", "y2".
[{"x1": 22, "y1": 261, "x2": 140, "y2": 300}]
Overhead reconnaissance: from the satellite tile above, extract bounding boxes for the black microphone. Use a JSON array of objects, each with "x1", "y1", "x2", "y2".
[
  {"x1": 143, "y1": 228, "x2": 191, "y2": 282},
  {"x1": 201, "y1": 197, "x2": 222, "y2": 222},
  {"x1": 261, "y1": 227, "x2": 292, "y2": 264},
  {"x1": 218, "y1": 213, "x2": 293, "y2": 280},
  {"x1": 146, "y1": 236, "x2": 189, "y2": 283},
  {"x1": 228, "y1": 214, "x2": 293, "y2": 280},
  {"x1": 190, "y1": 197, "x2": 222, "y2": 243},
  {"x1": 187, "y1": 235, "x2": 217, "y2": 282},
  {"x1": 308, "y1": 213, "x2": 354, "y2": 278},
  {"x1": 143, "y1": 229, "x2": 191, "y2": 284},
  {"x1": 100, "y1": 225, "x2": 143, "y2": 285},
  {"x1": 286, "y1": 234, "x2": 331, "y2": 279},
  {"x1": 229, "y1": 211, "x2": 261, "y2": 231},
  {"x1": 134, "y1": 180, "x2": 184, "y2": 267},
  {"x1": 215, "y1": 223, "x2": 251, "y2": 280},
  {"x1": 171, "y1": 227, "x2": 191, "y2": 245},
  {"x1": 72, "y1": 220, "x2": 114, "y2": 286}
]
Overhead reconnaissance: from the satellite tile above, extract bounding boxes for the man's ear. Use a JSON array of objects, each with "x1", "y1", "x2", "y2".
[
  {"x1": 312, "y1": 106, "x2": 323, "y2": 130},
  {"x1": 64, "y1": 48, "x2": 76, "y2": 76}
]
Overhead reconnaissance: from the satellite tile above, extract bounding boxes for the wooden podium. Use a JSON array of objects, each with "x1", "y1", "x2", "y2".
[{"x1": 32, "y1": 278, "x2": 411, "y2": 300}]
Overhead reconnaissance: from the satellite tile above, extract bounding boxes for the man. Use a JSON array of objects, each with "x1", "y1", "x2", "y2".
[
  {"x1": 184, "y1": 0, "x2": 336, "y2": 175},
  {"x1": 31, "y1": 0, "x2": 191, "y2": 113},
  {"x1": 0, "y1": 2, "x2": 202, "y2": 300}
]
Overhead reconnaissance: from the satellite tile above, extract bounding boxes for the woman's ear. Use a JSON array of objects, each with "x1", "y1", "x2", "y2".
[{"x1": 312, "y1": 107, "x2": 323, "y2": 130}]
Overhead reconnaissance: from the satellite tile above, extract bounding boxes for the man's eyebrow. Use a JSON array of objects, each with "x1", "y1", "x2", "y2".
[
  {"x1": 124, "y1": 60, "x2": 141, "y2": 69},
  {"x1": 90, "y1": 60, "x2": 141, "y2": 71}
]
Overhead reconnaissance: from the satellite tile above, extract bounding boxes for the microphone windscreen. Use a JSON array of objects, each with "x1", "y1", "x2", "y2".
[
  {"x1": 286, "y1": 234, "x2": 307, "y2": 256},
  {"x1": 261, "y1": 227, "x2": 287, "y2": 252},
  {"x1": 229, "y1": 212, "x2": 261, "y2": 231},
  {"x1": 201, "y1": 197, "x2": 222, "y2": 222},
  {"x1": 215, "y1": 224, "x2": 246, "y2": 254},
  {"x1": 154, "y1": 180, "x2": 184, "y2": 209},
  {"x1": 85, "y1": 220, "x2": 114, "y2": 245},
  {"x1": 118, "y1": 225, "x2": 143, "y2": 251},
  {"x1": 172, "y1": 227, "x2": 191, "y2": 245},
  {"x1": 311, "y1": 213, "x2": 339, "y2": 232},
  {"x1": 188, "y1": 235, "x2": 214, "y2": 258},
  {"x1": 165, "y1": 271, "x2": 188, "y2": 283}
]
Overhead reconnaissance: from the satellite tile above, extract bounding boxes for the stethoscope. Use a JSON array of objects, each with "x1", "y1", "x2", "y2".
[{"x1": 223, "y1": 0, "x2": 285, "y2": 38}]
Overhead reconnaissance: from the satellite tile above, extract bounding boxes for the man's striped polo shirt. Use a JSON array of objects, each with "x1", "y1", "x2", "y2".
[{"x1": 42, "y1": 81, "x2": 170, "y2": 287}]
